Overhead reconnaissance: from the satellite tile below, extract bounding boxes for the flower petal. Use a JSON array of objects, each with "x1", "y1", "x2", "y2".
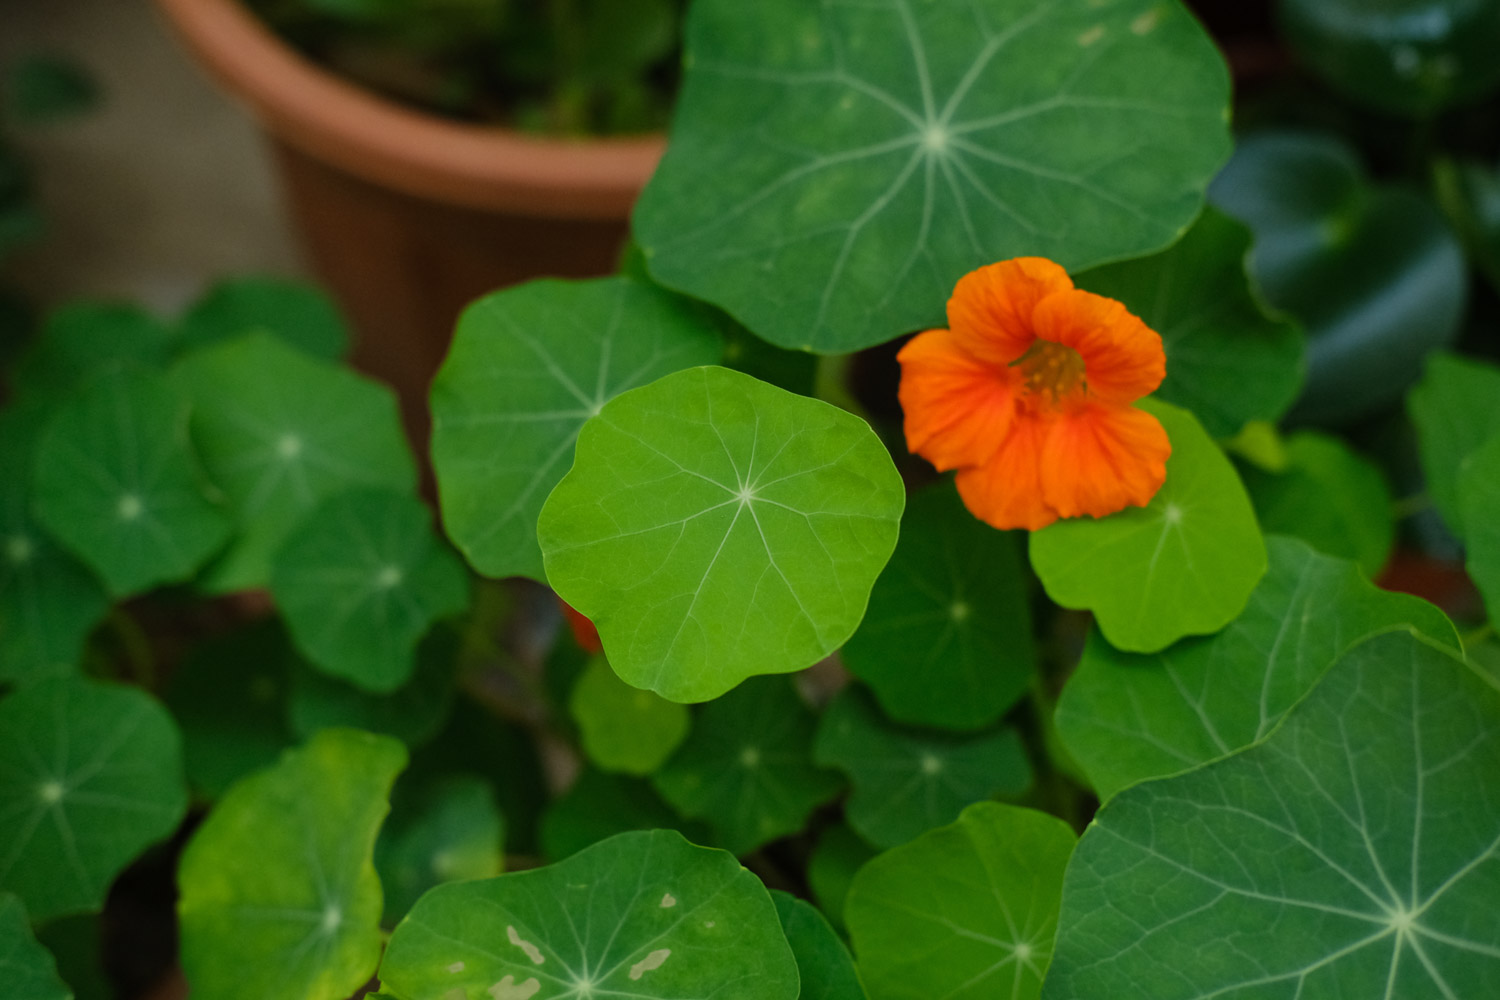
[
  {"x1": 954, "y1": 414, "x2": 1058, "y2": 531},
  {"x1": 948, "y1": 258, "x2": 1074, "y2": 366},
  {"x1": 1031, "y1": 288, "x2": 1165, "y2": 404},
  {"x1": 897, "y1": 328, "x2": 1020, "y2": 471},
  {"x1": 1039, "y1": 401, "x2": 1170, "y2": 519}
]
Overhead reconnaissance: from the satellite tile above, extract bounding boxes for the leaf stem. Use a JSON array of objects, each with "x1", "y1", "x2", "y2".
[
  {"x1": 1461, "y1": 622, "x2": 1495, "y2": 650},
  {"x1": 1390, "y1": 492, "x2": 1432, "y2": 521}
]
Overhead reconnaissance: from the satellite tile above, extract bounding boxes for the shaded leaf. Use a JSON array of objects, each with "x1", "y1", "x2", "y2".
[
  {"x1": 1407, "y1": 351, "x2": 1500, "y2": 539},
  {"x1": 772, "y1": 890, "x2": 867, "y2": 1000},
  {"x1": 376, "y1": 775, "x2": 504, "y2": 925},
  {"x1": 176, "y1": 277, "x2": 348, "y2": 360}
]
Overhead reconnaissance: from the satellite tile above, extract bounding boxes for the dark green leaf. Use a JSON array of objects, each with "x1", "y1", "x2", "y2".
[
  {"x1": 12, "y1": 303, "x2": 173, "y2": 404},
  {"x1": 288, "y1": 628, "x2": 458, "y2": 748},
  {"x1": 1408, "y1": 352, "x2": 1500, "y2": 540},
  {"x1": 540, "y1": 767, "x2": 709, "y2": 862},
  {"x1": 807, "y1": 823, "x2": 878, "y2": 933},
  {"x1": 376, "y1": 774, "x2": 504, "y2": 925},
  {"x1": 0, "y1": 893, "x2": 72, "y2": 1000},
  {"x1": 176, "y1": 276, "x2": 348, "y2": 360},
  {"x1": 772, "y1": 890, "x2": 867, "y2": 1000},
  {"x1": 1459, "y1": 432, "x2": 1500, "y2": 627}
]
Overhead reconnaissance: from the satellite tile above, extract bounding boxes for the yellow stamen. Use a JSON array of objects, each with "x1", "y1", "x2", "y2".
[{"x1": 1014, "y1": 339, "x2": 1086, "y2": 403}]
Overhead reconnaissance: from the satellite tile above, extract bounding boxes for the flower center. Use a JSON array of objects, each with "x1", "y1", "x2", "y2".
[{"x1": 1014, "y1": 339, "x2": 1086, "y2": 405}]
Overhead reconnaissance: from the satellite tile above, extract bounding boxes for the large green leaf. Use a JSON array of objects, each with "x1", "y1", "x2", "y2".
[
  {"x1": 652, "y1": 676, "x2": 844, "y2": 855},
  {"x1": 569, "y1": 657, "x2": 690, "y2": 776},
  {"x1": 270, "y1": 489, "x2": 470, "y2": 692},
  {"x1": 1029, "y1": 398, "x2": 1266, "y2": 653},
  {"x1": 177, "y1": 729, "x2": 406, "y2": 1000},
  {"x1": 378, "y1": 829, "x2": 800, "y2": 1000},
  {"x1": 847, "y1": 802, "x2": 1078, "y2": 1000},
  {"x1": 814, "y1": 686, "x2": 1032, "y2": 849},
  {"x1": 634, "y1": 0, "x2": 1231, "y2": 352},
  {"x1": 1075, "y1": 206, "x2": 1303, "y2": 438},
  {"x1": 1043, "y1": 630, "x2": 1500, "y2": 999},
  {"x1": 12, "y1": 303, "x2": 174, "y2": 404},
  {"x1": 1055, "y1": 536, "x2": 1460, "y2": 802},
  {"x1": 840, "y1": 481, "x2": 1034, "y2": 731},
  {"x1": 32, "y1": 368, "x2": 232, "y2": 598},
  {"x1": 0, "y1": 678, "x2": 187, "y2": 922},
  {"x1": 1210, "y1": 130, "x2": 1466, "y2": 425},
  {"x1": 431, "y1": 277, "x2": 723, "y2": 582},
  {"x1": 1408, "y1": 352, "x2": 1500, "y2": 539},
  {"x1": 0, "y1": 893, "x2": 71, "y2": 1000},
  {"x1": 176, "y1": 276, "x2": 349, "y2": 360},
  {"x1": 376, "y1": 774, "x2": 504, "y2": 925},
  {"x1": 772, "y1": 890, "x2": 867, "y2": 1000},
  {"x1": 173, "y1": 332, "x2": 415, "y2": 591},
  {"x1": 1459, "y1": 432, "x2": 1500, "y2": 626},
  {"x1": 539, "y1": 365, "x2": 903, "y2": 702}
]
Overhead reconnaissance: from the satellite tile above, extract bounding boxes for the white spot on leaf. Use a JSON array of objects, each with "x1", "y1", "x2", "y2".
[
  {"x1": 661, "y1": 893, "x2": 677, "y2": 908},
  {"x1": 629, "y1": 948, "x2": 672, "y2": 981},
  {"x1": 5, "y1": 534, "x2": 32, "y2": 565},
  {"x1": 1077, "y1": 25, "x2": 1105, "y2": 46},
  {"x1": 374, "y1": 565, "x2": 404, "y2": 589},
  {"x1": 1131, "y1": 7, "x2": 1162, "y2": 34},
  {"x1": 507, "y1": 925, "x2": 546, "y2": 965},
  {"x1": 447, "y1": 961, "x2": 466, "y2": 973},
  {"x1": 117, "y1": 494, "x2": 144, "y2": 521},
  {"x1": 38, "y1": 780, "x2": 64, "y2": 804},
  {"x1": 488, "y1": 976, "x2": 540, "y2": 1000}
]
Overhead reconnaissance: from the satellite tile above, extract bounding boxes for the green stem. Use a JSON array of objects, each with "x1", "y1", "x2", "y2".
[
  {"x1": 1461, "y1": 622, "x2": 1495, "y2": 650},
  {"x1": 108, "y1": 607, "x2": 156, "y2": 690},
  {"x1": 813, "y1": 353, "x2": 874, "y2": 424},
  {"x1": 1390, "y1": 492, "x2": 1433, "y2": 521}
]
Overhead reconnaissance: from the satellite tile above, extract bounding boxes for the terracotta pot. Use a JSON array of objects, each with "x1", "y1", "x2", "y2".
[{"x1": 152, "y1": 0, "x2": 665, "y2": 457}]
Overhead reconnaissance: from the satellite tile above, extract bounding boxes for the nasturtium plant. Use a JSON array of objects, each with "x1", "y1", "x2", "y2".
[
  {"x1": 1407, "y1": 351, "x2": 1500, "y2": 539},
  {"x1": 772, "y1": 891, "x2": 866, "y2": 1000},
  {"x1": 569, "y1": 657, "x2": 690, "y2": 776},
  {"x1": 375, "y1": 774, "x2": 504, "y2": 924},
  {"x1": 539, "y1": 365, "x2": 903, "y2": 702},
  {"x1": 378, "y1": 829, "x2": 800, "y2": 1000},
  {"x1": 840, "y1": 481, "x2": 1034, "y2": 731},
  {"x1": 173, "y1": 331, "x2": 416, "y2": 591},
  {"x1": 32, "y1": 366, "x2": 232, "y2": 598},
  {"x1": 634, "y1": 0, "x2": 1231, "y2": 352},
  {"x1": 0, "y1": 677, "x2": 187, "y2": 922},
  {"x1": 1044, "y1": 630, "x2": 1500, "y2": 999},
  {"x1": 177, "y1": 729, "x2": 406, "y2": 1000},
  {"x1": 846, "y1": 801, "x2": 1078, "y2": 1000},
  {"x1": 653, "y1": 676, "x2": 844, "y2": 855},
  {"x1": 814, "y1": 686, "x2": 1032, "y2": 849},
  {"x1": 1458, "y1": 433, "x2": 1500, "y2": 624},
  {"x1": 0, "y1": 893, "x2": 70, "y2": 1000},
  {"x1": 1056, "y1": 535, "x2": 1459, "y2": 801},
  {"x1": 1030, "y1": 398, "x2": 1266, "y2": 652},
  {"x1": 270, "y1": 488, "x2": 470, "y2": 692},
  {"x1": 176, "y1": 275, "x2": 349, "y2": 360},
  {"x1": 431, "y1": 276, "x2": 723, "y2": 582},
  {"x1": 12, "y1": 302, "x2": 175, "y2": 404}
]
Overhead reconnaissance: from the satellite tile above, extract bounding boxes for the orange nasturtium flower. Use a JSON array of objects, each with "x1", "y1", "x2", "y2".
[{"x1": 897, "y1": 257, "x2": 1170, "y2": 531}]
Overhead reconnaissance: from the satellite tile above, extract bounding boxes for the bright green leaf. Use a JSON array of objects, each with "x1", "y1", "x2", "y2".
[
  {"x1": 0, "y1": 677, "x2": 187, "y2": 921},
  {"x1": 1043, "y1": 630, "x2": 1500, "y2": 999},
  {"x1": 173, "y1": 332, "x2": 415, "y2": 591},
  {"x1": 653, "y1": 676, "x2": 844, "y2": 855},
  {"x1": 431, "y1": 277, "x2": 723, "y2": 582},
  {"x1": 32, "y1": 368, "x2": 231, "y2": 598},
  {"x1": 847, "y1": 802, "x2": 1077, "y2": 1000},
  {"x1": 815, "y1": 686, "x2": 1032, "y2": 848},
  {"x1": 1056, "y1": 535, "x2": 1460, "y2": 801},
  {"x1": 1408, "y1": 352, "x2": 1500, "y2": 539},
  {"x1": 540, "y1": 767, "x2": 709, "y2": 862},
  {"x1": 540, "y1": 365, "x2": 903, "y2": 702},
  {"x1": 772, "y1": 890, "x2": 867, "y2": 1000},
  {"x1": 634, "y1": 0, "x2": 1231, "y2": 352},
  {"x1": 288, "y1": 629, "x2": 458, "y2": 748},
  {"x1": 570, "y1": 657, "x2": 690, "y2": 776},
  {"x1": 808, "y1": 823, "x2": 878, "y2": 933},
  {"x1": 176, "y1": 277, "x2": 349, "y2": 360},
  {"x1": 0, "y1": 893, "x2": 72, "y2": 1000},
  {"x1": 1029, "y1": 398, "x2": 1266, "y2": 652},
  {"x1": 376, "y1": 775, "x2": 504, "y2": 925},
  {"x1": 177, "y1": 729, "x2": 406, "y2": 1000},
  {"x1": 378, "y1": 829, "x2": 799, "y2": 1000},
  {"x1": 841, "y1": 481, "x2": 1033, "y2": 731},
  {"x1": 1075, "y1": 206, "x2": 1303, "y2": 438},
  {"x1": 1459, "y1": 432, "x2": 1500, "y2": 627},
  {"x1": 270, "y1": 488, "x2": 470, "y2": 692}
]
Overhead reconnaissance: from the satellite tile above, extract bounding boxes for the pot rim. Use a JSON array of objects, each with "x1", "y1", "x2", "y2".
[{"x1": 152, "y1": 0, "x2": 666, "y2": 218}]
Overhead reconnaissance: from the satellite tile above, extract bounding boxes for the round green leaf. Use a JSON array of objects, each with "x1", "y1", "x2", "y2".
[
  {"x1": 1056, "y1": 535, "x2": 1460, "y2": 802},
  {"x1": 177, "y1": 729, "x2": 407, "y2": 1000},
  {"x1": 1458, "y1": 432, "x2": 1500, "y2": 627},
  {"x1": 176, "y1": 276, "x2": 349, "y2": 360},
  {"x1": 1408, "y1": 352, "x2": 1500, "y2": 539},
  {"x1": 32, "y1": 368, "x2": 232, "y2": 598},
  {"x1": 772, "y1": 890, "x2": 867, "y2": 1000},
  {"x1": 378, "y1": 829, "x2": 800, "y2": 1000},
  {"x1": 539, "y1": 365, "x2": 904, "y2": 702},
  {"x1": 431, "y1": 276, "x2": 723, "y2": 582},
  {"x1": 634, "y1": 0, "x2": 1231, "y2": 352},
  {"x1": 1210, "y1": 130, "x2": 1466, "y2": 425},
  {"x1": 1279, "y1": 0, "x2": 1500, "y2": 117},
  {"x1": 0, "y1": 893, "x2": 71, "y2": 1000},
  {"x1": 0, "y1": 677, "x2": 187, "y2": 921},
  {"x1": 288, "y1": 629, "x2": 458, "y2": 748},
  {"x1": 847, "y1": 802, "x2": 1078, "y2": 1000},
  {"x1": 1043, "y1": 630, "x2": 1500, "y2": 999},
  {"x1": 652, "y1": 676, "x2": 844, "y2": 855},
  {"x1": 1075, "y1": 206, "x2": 1304, "y2": 438},
  {"x1": 1029, "y1": 398, "x2": 1266, "y2": 653},
  {"x1": 173, "y1": 332, "x2": 416, "y2": 591},
  {"x1": 569, "y1": 657, "x2": 691, "y2": 776},
  {"x1": 376, "y1": 775, "x2": 504, "y2": 925},
  {"x1": 540, "y1": 767, "x2": 709, "y2": 863},
  {"x1": 814, "y1": 687, "x2": 1033, "y2": 849},
  {"x1": 841, "y1": 481, "x2": 1033, "y2": 731},
  {"x1": 1240, "y1": 431, "x2": 1395, "y2": 578},
  {"x1": 270, "y1": 489, "x2": 470, "y2": 693},
  {"x1": 13, "y1": 303, "x2": 174, "y2": 405},
  {"x1": 808, "y1": 824, "x2": 878, "y2": 933}
]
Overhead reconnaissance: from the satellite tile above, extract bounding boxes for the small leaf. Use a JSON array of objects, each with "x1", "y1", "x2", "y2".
[
  {"x1": 0, "y1": 893, "x2": 72, "y2": 1000},
  {"x1": 540, "y1": 365, "x2": 903, "y2": 702},
  {"x1": 1043, "y1": 631, "x2": 1500, "y2": 999},
  {"x1": 1056, "y1": 535, "x2": 1460, "y2": 801},
  {"x1": 847, "y1": 802, "x2": 1077, "y2": 1000},
  {"x1": 376, "y1": 775, "x2": 504, "y2": 925},
  {"x1": 176, "y1": 276, "x2": 349, "y2": 360},
  {"x1": 378, "y1": 829, "x2": 800, "y2": 1000},
  {"x1": 270, "y1": 489, "x2": 470, "y2": 692},
  {"x1": 1029, "y1": 398, "x2": 1266, "y2": 653},
  {"x1": 540, "y1": 768, "x2": 709, "y2": 862},
  {"x1": 177, "y1": 729, "x2": 406, "y2": 1000},
  {"x1": 569, "y1": 658, "x2": 690, "y2": 776},
  {"x1": 814, "y1": 686, "x2": 1032, "y2": 849},
  {"x1": 772, "y1": 890, "x2": 867, "y2": 1000},
  {"x1": 1407, "y1": 352, "x2": 1500, "y2": 539},
  {"x1": 1458, "y1": 432, "x2": 1500, "y2": 626},
  {"x1": 841, "y1": 481, "x2": 1034, "y2": 731},
  {"x1": 0, "y1": 677, "x2": 187, "y2": 921},
  {"x1": 653, "y1": 676, "x2": 844, "y2": 855},
  {"x1": 431, "y1": 277, "x2": 722, "y2": 582}
]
